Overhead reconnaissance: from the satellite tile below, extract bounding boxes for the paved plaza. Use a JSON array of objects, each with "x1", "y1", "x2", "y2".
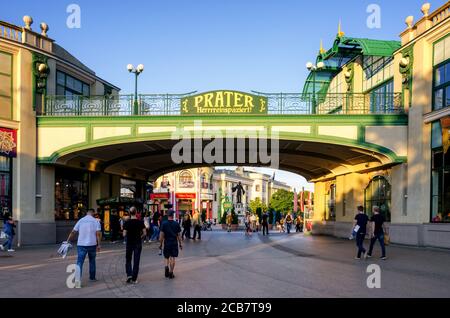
[{"x1": 1, "y1": 229, "x2": 449, "y2": 298}]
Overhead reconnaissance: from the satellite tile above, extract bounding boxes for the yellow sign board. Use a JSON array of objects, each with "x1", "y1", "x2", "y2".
[{"x1": 181, "y1": 90, "x2": 268, "y2": 115}]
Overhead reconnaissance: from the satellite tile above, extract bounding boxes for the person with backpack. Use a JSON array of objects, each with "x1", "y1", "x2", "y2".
[
  {"x1": 285, "y1": 212, "x2": 293, "y2": 234},
  {"x1": 353, "y1": 205, "x2": 369, "y2": 260}
]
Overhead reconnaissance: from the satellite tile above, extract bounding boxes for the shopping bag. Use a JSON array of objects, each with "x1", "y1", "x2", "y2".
[
  {"x1": 0, "y1": 231, "x2": 7, "y2": 239},
  {"x1": 384, "y1": 233, "x2": 390, "y2": 245}
]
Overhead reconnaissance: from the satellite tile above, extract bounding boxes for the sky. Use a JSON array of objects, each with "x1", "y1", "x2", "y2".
[{"x1": 2, "y1": 0, "x2": 446, "y2": 191}]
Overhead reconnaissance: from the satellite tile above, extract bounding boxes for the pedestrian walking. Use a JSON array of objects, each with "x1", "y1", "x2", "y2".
[
  {"x1": 181, "y1": 212, "x2": 192, "y2": 240},
  {"x1": 66, "y1": 208, "x2": 102, "y2": 288},
  {"x1": 123, "y1": 207, "x2": 146, "y2": 284},
  {"x1": 121, "y1": 212, "x2": 130, "y2": 244},
  {"x1": 159, "y1": 209, "x2": 182, "y2": 279},
  {"x1": 143, "y1": 212, "x2": 151, "y2": 243},
  {"x1": 226, "y1": 212, "x2": 232, "y2": 232},
  {"x1": 262, "y1": 211, "x2": 269, "y2": 236},
  {"x1": 1, "y1": 213, "x2": 16, "y2": 252},
  {"x1": 192, "y1": 209, "x2": 202, "y2": 240},
  {"x1": 150, "y1": 210, "x2": 160, "y2": 242},
  {"x1": 250, "y1": 213, "x2": 257, "y2": 232},
  {"x1": 367, "y1": 206, "x2": 387, "y2": 260},
  {"x1": 285, "y1": 212, "x2": 293, "y2": 234},
  {"x1": 295, "y1": 214, "x2": 303, "y2": 232},
  {"x1": 353, "y1": 206, "x2": 369, "y2": 260},
  {"x1": 280, "y1": 218, "x2": 285, "y2": 233},
  {"x1": 245, "y1": 213, "x2": 252, "y2": 236}
]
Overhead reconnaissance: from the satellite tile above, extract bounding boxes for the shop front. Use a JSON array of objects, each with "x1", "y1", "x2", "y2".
[
  {"x1": 150, "y1": 192, "x2": 170, "y2": 213},
  {"x1": 0, "y1": 127, "x2": 16, "y2": 219},
  {"x1": 176, "y1": 193, "x2": 196, "y2": 219}
]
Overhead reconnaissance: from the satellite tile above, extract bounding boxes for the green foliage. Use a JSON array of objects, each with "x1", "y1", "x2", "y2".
[
  {"x1": 256, "y1": 207, "x2": 262, "y2": 221},
  {"x1": 268, "y1": 209, "x2": 274, "y2": 224},
  {"x1": 269, "y1": 189, "x2": 294, "y2": 213},
  {"x1": 249, "y1": 198, "x2": 267, "y2": 213}
]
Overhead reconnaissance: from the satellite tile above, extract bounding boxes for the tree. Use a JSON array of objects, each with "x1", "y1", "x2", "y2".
[
  {"x1": 269, "y1": 189, "x2": 294, "y2": 214},
  {"x1": 249, "y1": 197, "x2": 267, "y2": 214}
]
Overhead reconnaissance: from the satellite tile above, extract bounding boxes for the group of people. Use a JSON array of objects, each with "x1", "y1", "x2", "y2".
[
  {"x1": 353, "y1": 205, "x2": 387, "y2": 260},
  {"x1": 242, "y1": 211, "x2": 303, "y2": 236},
  {"x1": 180, "y1": 209, "x2": 203, "y2": 241},
  {"x1": 66, "y1": 207, "x2": 183, "y2": 288},
  {"x1": 275, "y1": 213, "x2": 303, "y2": 234}
]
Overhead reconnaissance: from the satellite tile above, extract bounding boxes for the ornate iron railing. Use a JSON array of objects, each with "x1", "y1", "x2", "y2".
[{"x1": 41, "y1": 92, "x2": 404, "y2": 116}]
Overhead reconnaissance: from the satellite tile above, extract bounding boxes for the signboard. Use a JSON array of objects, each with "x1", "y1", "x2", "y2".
[
  {"x1": 181, "y1": 90, "x2": 268, "y2": 115},
  {"x1": 223, "y1": 196, "x2": 232, "y2": 210},
  {"x1": 176, "y1": 193, "x2": 196, "y2": 199},
  {"x1": 441, "y1": 117, "x2": 450, "y2": 154},
  {"x1": 0, "y1": 128, "x2": 17, "y2": 158},
  {"x1": 150, "y1": 193, "x2": 170, "y2": 200}
]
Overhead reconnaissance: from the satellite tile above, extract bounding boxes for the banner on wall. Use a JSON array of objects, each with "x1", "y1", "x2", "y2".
[
  {"x1": 176, "y1": 193, "x2": 196, "y2": 199},
  {"x1": 441, "y1": 117, "x2": 450, "y2": 154},
  {"x1": 0, "y1": 128, "x2": 17, "y2": 158}
]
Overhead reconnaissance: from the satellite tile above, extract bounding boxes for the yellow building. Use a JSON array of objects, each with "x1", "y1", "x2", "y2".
[
  {"x1": 0, "y1": 16, "x2": 124, "y2": 244},
  {"x1": 309, "y1": 1, "x2": 450, "y2": 247}
]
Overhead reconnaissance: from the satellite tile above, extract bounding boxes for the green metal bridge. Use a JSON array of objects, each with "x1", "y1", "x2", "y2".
[{"x1": 36, "y1": 90, "x2": 407, "y2": 182}]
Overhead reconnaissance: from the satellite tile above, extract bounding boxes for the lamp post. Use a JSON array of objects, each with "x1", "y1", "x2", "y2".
[
  {"x1": 306, "y1": 61, "x2": 325, "y2": 114},
  {"x1": 127, "y1": 63, "x2": 144, "y2": 115}
]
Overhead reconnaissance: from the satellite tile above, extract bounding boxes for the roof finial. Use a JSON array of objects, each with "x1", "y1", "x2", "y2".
[
  {"x1": 338, "y1": 20, "x2": 345, "y2": 37},
  {"x1": 319, "y1": 39, "x2": 325, "y2": 54}
]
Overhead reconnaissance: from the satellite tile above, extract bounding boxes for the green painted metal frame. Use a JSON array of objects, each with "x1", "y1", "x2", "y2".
[{"x1": 37, "y1": 114, "x2": 408, "y2": 165}]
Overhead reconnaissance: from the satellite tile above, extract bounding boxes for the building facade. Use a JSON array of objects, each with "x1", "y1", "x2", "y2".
[
  {"x1": 1, "y1": 1, "x2": 450, "y2": 249},
  {"x1": 309, "y1": 2, "x2": 450, "y2": 248},
  {"x1": 154, "y1": 167, "x2": 292, "y2": 222}
]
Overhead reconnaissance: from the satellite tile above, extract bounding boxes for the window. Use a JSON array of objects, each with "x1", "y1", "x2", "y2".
[
  {"x1": 56, "y1": 71, "x2": 90, "y2": 97},
  {"x1": 255, "y1": 185, "x2": 260, "y2": 192},
  {"x1": 201, "y1": 173, "x2": 209, "y2": 189},
  {"x1": 325, "y1": 183, "x2": 336, "y2": 221},
  {"x1": 365, "y1": 176, "x2": 391, "y2": 221},
  {"x1": 159, "y1": 175, "x2": 169, "y2": 188},
  {"x1": 55, "y1": 168, "x2": 89, "y2": 220},
  {"x1": 120, "y1": 179, "x2": 136, "y2": 198},
  {"x1": 0, "y1": 51, "x2": 12, "y2": 119},
  {"x1": 362, "y1": 56, "x2": 394, "y2": 92},
  {"x1": 433, "y1": 60, "x2": 450, "y2": 111},
  {"x1": 370, "y1": 80, "x2": 394, "y2": 113},
  {"x1": 431, "y1": 120, "x2": 450, "y2": 223},
  {"x1": 179, "y1": 171, "x2": 194, "y2": 188},
  {"x1": 0, "y1": 157, "x2": 12, "y2": 219}
]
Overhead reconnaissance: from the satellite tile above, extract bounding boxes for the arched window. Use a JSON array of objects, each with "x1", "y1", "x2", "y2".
[
  {"x1": 365, "y1": 176, "x2": 391, "y2": 221},
  {"x1": 325, "y1": 183, "x2": 336, "y2": 221},
  {"x1": 179, "y1": 171, "x2": 194, "y2": 188}
]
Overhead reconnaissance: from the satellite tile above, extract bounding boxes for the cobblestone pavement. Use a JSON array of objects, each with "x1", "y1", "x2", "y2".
[{"x1": 1, "y1": 229, "x2": 450, "y2": 298}]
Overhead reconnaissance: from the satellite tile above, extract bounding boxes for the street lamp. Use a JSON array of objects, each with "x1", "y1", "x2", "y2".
[
  {"x1": 127, "y1": 63, "x2": 144, "y2": 115},
  {"x1": 306, "y1": 61, "x2": 325, "y2": 114}
]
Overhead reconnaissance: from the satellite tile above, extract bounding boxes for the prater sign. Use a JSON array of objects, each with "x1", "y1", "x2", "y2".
[{"x1": 181, "y1": 90, "x2": 268, "y2": 115}]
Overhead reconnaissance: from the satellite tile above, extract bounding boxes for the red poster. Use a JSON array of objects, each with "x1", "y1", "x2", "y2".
[
  {"x1": 150, "y1": 193, "x2": 170, "y2": 200},
  {"x1": 176, "y1": 193, "x2": 196, "y2": 199},
  {"x1": 0, "y1": 128, "x2": 17, "y2": 158}
]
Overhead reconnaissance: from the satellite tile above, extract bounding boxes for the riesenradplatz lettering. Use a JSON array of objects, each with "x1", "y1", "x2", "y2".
[{"x1": 181, "y1": 90, "x2": 268, "y2": 115}]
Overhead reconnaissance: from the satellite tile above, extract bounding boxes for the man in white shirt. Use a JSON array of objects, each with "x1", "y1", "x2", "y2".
[{"x1": 67, "y1": 208, "x2": 102, "y2": 288}]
